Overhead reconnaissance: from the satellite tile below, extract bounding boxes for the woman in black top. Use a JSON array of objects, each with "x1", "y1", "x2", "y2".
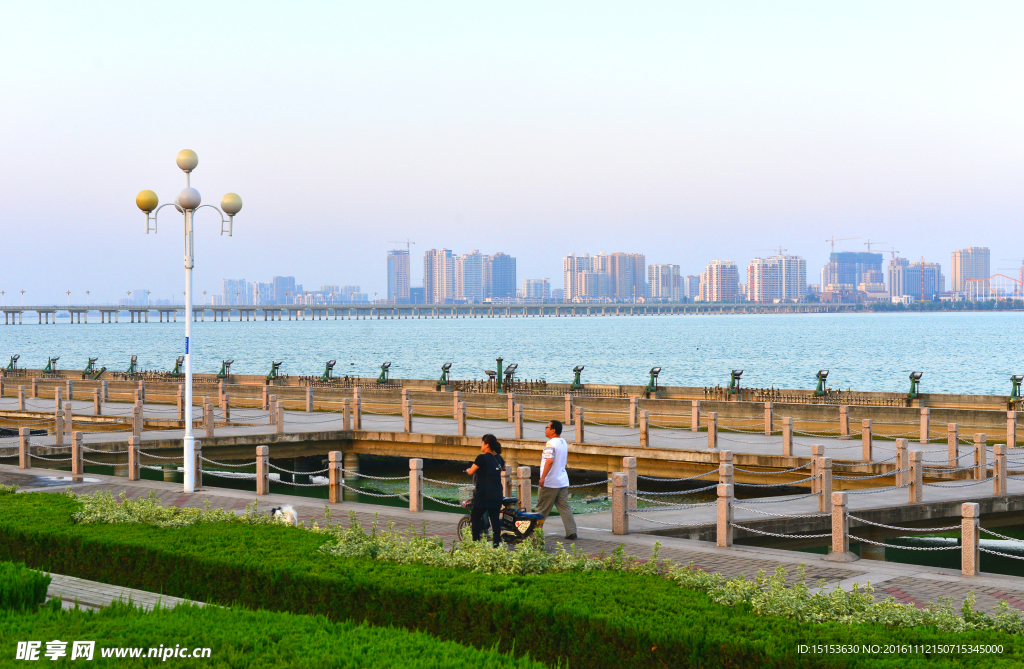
[{"x1": 465, "y1": 433, "x2": 505, "y2": 546}]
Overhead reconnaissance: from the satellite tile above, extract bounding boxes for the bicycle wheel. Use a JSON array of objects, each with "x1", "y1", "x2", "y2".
[
  {"x1": 456, "y1": 516, "x2": 472, "y2": 542},
  {"x1": 457, "y1": 515, "x2": 493, "y2": 542}
]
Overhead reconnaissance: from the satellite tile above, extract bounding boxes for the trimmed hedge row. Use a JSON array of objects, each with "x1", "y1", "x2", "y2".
[
  {"x1": 0, "y1": 493, "x2": 1021, "y2": 668},
  {"x1": 0, "y1": 599, "x2": 546, "y2": 668},
  {"x1": 0, "y1": 561, "x2": 49, "y2": 611}
]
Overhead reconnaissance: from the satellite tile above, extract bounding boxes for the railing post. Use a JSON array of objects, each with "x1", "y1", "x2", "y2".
[
  {"x1": 54, "y1": 410, "x2": 64, "y2": 447},
  {"x1": 517, "y1": 465, "x2": 532, "y2": 511},
  {"x1": 920, "y1": 408, "x2": 930, "y2": 444},
  {"x1": 138, "y1": 380, "x2": 145, "y2": 402},
  {"x1": 574, "y1": 407, "x2": 584, "y2": 444},
  {"x1": 708, "y1": 412, "x2": 718, "y2": 449},
  {"x1": 457, "y1": 401, "x2": 467, "y2": 437},
  {"x1": 353, "y1": 390, "x2": 362, "y2": 430},
  {"x1": 909, "y1": 450, "x2": 923, "y2": 503},
  {"x1": 71, "y1": 432, "x2": 83, "y2": 476},
  {"x1": 764, "y1": 402, "x2": 773, "y2": 435},
  {"x1": 205, "y1": 404, "x2": 215, "y2": 438},
  {"x1": 18, "y1": 427, "x2": 28, "y2": 469},
  {"x1": 810, "y1": 444, "x2": 824, "y2": 495},
  {"x1": 176, "y1": 385, "x2": 184, "y2": 423},
  {"x1": 716, "y1": 483, "x2": 733, "y2": 547},
  {"x1": 342, "y1": 398, "x2": 352, "y2": 431},
  {"x1": 306, "y1": 387, "x2": 313, "y2": 412},
  {"x1": 64, "y1": 403, "x2": 72, "y2": 436},
  {"x1": 31, "y1": 378, "x2": 37, "y2": 399},
  {"x1": 54, "y1": 386, "x2": 63, "y2": 413},
  {"x1": 948, "y1": 423, "x2": 959, "y2": 466},
  {"x1": 502, "y1": 463, "x2": 512, "y2": 497},
  {"x1": 819, "y1": 457, "x2": 832, "y2": 513},
  {"x1": 328, "y1": 451, "x2": 343, "y2": 503},
  {"x1": 839, "y1": 406, "x2": 849, "y2": 439},
  {"x1": 66, "y1": 379, "x2": 73, "y2": 402},
  {"x1": 861, "y1": 419, "x2": 873, "y2": 462},
  {"x1": 994, "y1": 444, "x2": 1007, "y2": 496},
  {"x1": 974, "y1": 433, "x2": 987, "y2": 481},
  {"x1": 101, "y1": 380, "x2": 108, "y2": 403},
  {"x1": 691, "y1": 400, "x2": 701, "y2": 432},
  {"x1": 409, "y1": 458, "x2": 423, "y2": 512},
  {"x1": 895, "y1": 438, "x2": 908, "y2": 487},
  {"x1": 194, "y1": 440, "x2": 203, "y2": 490},
  {"x1": 629, "y1": 397, "x2": 638, "y2": 428},
  {"x1": 824, "y1": 492, "x2": 858, "y2": 562},
  {"x1": 222, "y1": 393, "x2": 230, "y2": 421},
  {"x1": 622, "y1": 456, "x2": 637, "y2": 511},
  {"x1": 93, "y1": 388, "x2": 101, "y2": 416},
  {"x1": 128, "y1": 436, "x2": 140, "y2": 481},
  {"x1": 639, "y1": 409, "x2": 649, "y2": 447},
  {"x1": 564, "y1": 394, "x2": 572, "y2": 425},
  {"x1": 781, "y1": 416, "x2": 793, "y2": 456},
  {"x1": 507, "y1": 393, "x2": 515, "y2": 423},
  {"x1": 514, "y1": 404, "x2": 523, "y2": 439},
  {"x1": 718, "y1": 450, "x2": 734, "y2": 486},
  {"x1": 961, "y1": 502, "x2": 980, "y2": 576},
  {"x1": 1009, "y1": 411, "x2": 1017, "y2": 449},
  {"x1": 452, "y1": 390, "x2": 460, "y2": 419},
  {"x1": 129, "y1": 402, "x2": 140, "y2": 438},
  {"x1": 18, "y1": 385, "x2": 24, "y2": 411},
  {"x1": 262, "y1": 386, "x2": 269, "y2": 410},
  {"x1": 256, "y1": 446, "x2": 270, "y2": 495},
  {"x1": 269, "y1": 395, "x2": 277, "y2": 425},
  {"x1": 612, "y1": 472, "x2": 629, "y2": 535},
  {"x1": 276, "y1": 401, "x2": 285, "y2": 434},
  {"x1": 403, "y1": 398, "x2": 412, "y2": 433}
]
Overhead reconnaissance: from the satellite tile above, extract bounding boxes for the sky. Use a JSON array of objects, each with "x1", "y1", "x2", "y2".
[{"x1": 1, "y1": 1, "x2": 1022, "y2": 303}]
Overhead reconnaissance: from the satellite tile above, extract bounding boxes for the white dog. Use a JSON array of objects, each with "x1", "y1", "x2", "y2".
[{"x1": 269, "y1": 505, "x2": 298, "y2": 527}]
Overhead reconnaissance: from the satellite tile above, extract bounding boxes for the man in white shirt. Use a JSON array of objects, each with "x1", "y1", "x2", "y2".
[{"x1": 535, "y1": 420, "x2": 577, "y2": 540}]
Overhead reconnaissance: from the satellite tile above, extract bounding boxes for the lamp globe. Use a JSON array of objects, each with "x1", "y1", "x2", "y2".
[
  {"x1": 176, "y1": 149, "x2": 199, "y2": 172},
  {"x1": 221, "y1": 193, "x2": 243, "y2": 215},
  {"x1": 136, "y1": 190, "x2": 159, "y2": 212},
  {"x1": 177, "y1": 187, "x2": 202, "y2": 210}
]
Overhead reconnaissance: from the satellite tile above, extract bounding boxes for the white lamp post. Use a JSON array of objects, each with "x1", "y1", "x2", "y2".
[{"x1": 136, "y1": 149, "x2": 243, "y2": 493}]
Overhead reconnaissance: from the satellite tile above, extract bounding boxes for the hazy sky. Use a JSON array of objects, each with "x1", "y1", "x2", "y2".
[{"x1": 1, "y1": 2, "x2": 1021, "y2": 303}]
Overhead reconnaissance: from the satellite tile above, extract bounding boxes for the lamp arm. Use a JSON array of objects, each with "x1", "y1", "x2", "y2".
[
  {"x1": 193, "y1": 204, "x2": 234, "y2": 236},
  {"x1": 146, "y1": 202, "x2": 184, "y2": 234}
]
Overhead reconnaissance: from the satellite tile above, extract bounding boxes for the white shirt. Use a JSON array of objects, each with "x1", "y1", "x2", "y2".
[{"x1": 540, "y1": 437, "x2": 570, "y2": 488}]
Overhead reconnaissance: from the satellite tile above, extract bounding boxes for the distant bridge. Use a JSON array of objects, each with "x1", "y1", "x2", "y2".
[{"x1": 2, "y1": 301, "x2": 856, "y2": 324}]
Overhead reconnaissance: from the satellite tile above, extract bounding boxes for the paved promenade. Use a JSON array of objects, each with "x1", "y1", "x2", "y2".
[{"x1": 5, "y1": 467, "x2": 1024, "y2": 615}]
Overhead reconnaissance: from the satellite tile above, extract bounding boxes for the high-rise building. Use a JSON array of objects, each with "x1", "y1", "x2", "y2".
[
  {"x1": 609, "y1": 253, "x2": 646, "y2": 300},
  {"x1": 746, "y1": 258, "x2": 781, "y2": 303},
  {"x1": 698, "y1": 260, "x2": 740, "y2": 302},
  {"x1": 221, "y1": 279, "x2": 252, "y2": 305},
  {"x1": 822, "y1": 252, "x2": 882, "y2": 289},
  {"x1": 951, "y1": 247, "x2": 990, "y2": 296},
  {"x1": 486, "y1": 252, "x2": 517, "y2": 300},
  {"x1": 423, "y1": 249, "x2": 455, "y2": 304},
  {"x1": 682, "y1": 275, "x2": 701, "y2": 299},
  {"x1": 456, "y1": 251, "x2": 484, "y2": 302},
  {"x1": 889, "y1": 258, "x2": 944, "y2": 300},
  {"x1": 563, "y1": 252, "x2": 645, "y2": 301},
  {"x1": 778, "y1": 255, "x2": 807, "y2": 300},
  {"x1": 647, "y1": 264, "x2": 681, "y2": 300},
  {"x1": 551, "y1": 288, "x2": 565, "y2": 302},
  {"x1": 563, "y1": 254, "x2": 595, "y2": 300},
  {"x1": 386, "y1": 250, "x2": 411, "y2": 303},
  {"x1": 522, "y1": 278, "x2": 550, "y2": 300},
  {"x1": 272, "y1": 276, "x2": 296, "y2": 304}
]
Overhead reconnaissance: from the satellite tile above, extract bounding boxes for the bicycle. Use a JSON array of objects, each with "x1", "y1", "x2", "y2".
[{"x1": 455, "y1": 496, "x2": 545, "y2": 545}]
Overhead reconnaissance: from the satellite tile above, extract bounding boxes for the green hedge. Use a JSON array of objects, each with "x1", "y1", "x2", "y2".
[
  {"x1": 0, "y1": 561, "x2": 49, "y2": 612},
  {"x1": 0, "y1": 493, "x2": 1021, "y2": 668},
  {"x1": 0, "y1": 600, "x2": 545, "y2": 668}
]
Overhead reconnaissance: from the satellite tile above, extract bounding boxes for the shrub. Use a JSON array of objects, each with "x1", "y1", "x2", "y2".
[
  {"x1": 72, "y1": 490, "x2": 287, "y2": 528},
  {"x1": 0, "y1": 561, "x2": 50, "y2": 611}
]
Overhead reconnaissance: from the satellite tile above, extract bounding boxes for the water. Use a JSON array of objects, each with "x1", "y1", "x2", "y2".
[{"x1": 1, "y1": 311, "x2": 1020, "y2": 394}]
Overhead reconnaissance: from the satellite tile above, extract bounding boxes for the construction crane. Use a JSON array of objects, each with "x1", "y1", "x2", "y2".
[
  {"x1": 888, "y1": 247, "x2": 900, "y2": 262},
  {"x1": 753, "y1": 246, "x2": 788, "y2": 256},
  {"x1": 387, "y1": 239, "x2": 416, "y2": 253},
  {"x1": 825, "y1": 236, "x2": 860, "y2": 253},
  {"x1": 864, "y1": 240, "x2": 886, "y2": 253}
]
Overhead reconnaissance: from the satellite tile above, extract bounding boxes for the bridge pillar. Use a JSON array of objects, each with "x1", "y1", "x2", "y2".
[
  {"x1": 961, "y1": 503, "x2": 980, "y2": 576},
  {"x1": 611, "y1": 473, "x2": 628, "y2": 536},
  {"x1": 974, "y1": 433, "x2": 987, "y2": 480}
]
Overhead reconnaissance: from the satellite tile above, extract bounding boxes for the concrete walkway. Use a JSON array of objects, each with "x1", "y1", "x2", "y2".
[
  {"x1": 6, "y1": 467, "x2": 1024, "y2": 615},
  {"x1": 47, "y1": 573, "x2": 204, "y2": 611}
]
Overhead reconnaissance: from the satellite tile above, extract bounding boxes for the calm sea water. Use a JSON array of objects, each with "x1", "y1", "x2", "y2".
[{"x1": 0, "y1": 311, "x2": 1019, "y2": 395}]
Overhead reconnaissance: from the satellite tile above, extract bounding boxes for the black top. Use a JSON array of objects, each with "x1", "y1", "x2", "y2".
[{"x1": 472, "y1": 452, "x2": 505, "y2": 509}]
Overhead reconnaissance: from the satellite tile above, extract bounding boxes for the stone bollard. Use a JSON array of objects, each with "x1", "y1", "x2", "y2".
[
  {"x1": 707, "y1": 412, "x2": 718, "y2": 449},
  {"x1": 262, "y1": 386, "x2": 269, "y2": 410},
  {"x1": 177, "y1": 385, "x2": 184, "y2": 422},
  {"x1": 138, "y1": 380, "x2": 145, "y2": 402},
  {"x1": 564, "y1": 394, "x2": 572, "y2": 425},
  {"x1": 765, "y1": 402, "x2": 773, "y2": 436},
  {"x1": 974, "y1": 433, "x2": 987, "y2": 481},
  {"x1": 622, "y1": 456, "x2": 637, "y2": 511},
  {"x1": 54, "y1": 386, "x2": 63, "y2": 413},
  {"x1": 861, "y1": 419, "x2": 873, "y2": 461},
  {"x1": 409, "y1": 459, "x2": 423, "y2": 512},
  {"x1": 256, "y1": 446, "x2": 270, "y2": 495},
  {"x1": 948, "y1": 423, "x2": 959, "y2": 467},
  {"x1": 102, "y1": 380, "x2": 108, "y2": 403},
  {"x1": 18, "y1": 385, "x2": 25, "y2": 411},
  {"x1": 269, "y1": 395, "x2": 278, "y2": 425},
  {"x1": 909, "y1": 450, "x2": 923, "y2": 503},
  {"x1": 514, "y1": 404, "x2": 523, "y2": 440},
  {"x1": 895, "y1": 439, "x2": 909, "y2": 487},
  {"x1": 691, "y1": 400, "x2": 701, "y2": 432},
  {"x1": 66, "y1": 379, "x2": 73, "y2": 401},
  {"x1": 128, "y1": 436, "x2": 140, "y2": 481},
  {"x1": 54, "y1": 411, "x2": 64, "y2": 447},
  {"x1": 716, "y1": 483, "x2": 733, "y2": 547},
  {"x1": 718, "y1": 450, "x2": 734, "y2": 486},
  {"x1": 18, "y1": 427, "x2": 28, "y2": 469},
  {"x1": 839, "y1": 406, "x2": 850, "y2": 439},
  {"x1": 194, "y1": 441, "x2": 203, "y2": 490},
  {"x1": 71, "y1": 432, "x2": 83, "y2": 475},
  {"x1": 31, "y1": 378, "x2": 38, "y2": 399},
  {"x1": 64, "y1": 403, "x2": 72, "y2": 435},
  {"x1": 1008, "y1": 411, "x2": 1018, "y2": 449},
  {"x1": 205, "y1": 405, "x2": 215, "y2": 438},
  {"x1": 502, "y1": 464, "x2": 512, "y2": 497},
  {"x1": 452, "y1": 391, "x2": 460, "y2": 419},
  {"x1": 135, "y1": 388, "x2": 144, "y2": 405},
  {"x1": 810, "y1": 444, "x2": 824, "y2": 495},
  {"x1": 203, "y1": 396, "x2": 210, "y2": 425},
  {"x1": 507, "y1": 393, "x2": 515, "y2": 423},
  {"x1": 517, "y1": 466, "x2": 532, "y2": 511},
  {"x1": 328, "y1": 451, "x2": 343, "y2": 503},
  {"x1": 782, "y1": 417, "x2": 793, "y2": 456},
  {"x1": 994, "y1": 444, "x2": 1007, "y2": 496},
  {"x1": 629, "y1": 397, "x2": 638, "y2": 428},
  {"x1": 276, "y1": 401, "x2": 285, "y2": 435},
  {"x1": 457, "y1": 402, "x2": 467, "y2": 437},
  {"x1": 353, "y1": 389, "x2": 362, "y2": 430},
  {"x1": 574, "y1": 407, "x2": 584, "y2": 443},
  {"x1": 93, "y1": 388, "x2": 101, "y2": 416},
  {"x1": 342, "y1": 398, "x2": 352, "y2": 431},
  {"x1": 961, "y1": 502, "x2": 981, "y2": 576},
  {"x1": 222, "y1": 394, "x2": 230, "y2": 421},
  {"x1": 819, "y1": 458, "x2": 833, "y2": 513},
  {"x1": 218, "y1": 380, "x2": 224, "y2": 405},
  {"x1": 611, "y1": 473, "x2": 629, "y2": 535},
  {"x1": 132, "y1": 403, "x2": 143, "y2": 438},
  {"x1": 403, "y1": 399, "x2": 413, "y2": 433},
  {"x1": 920, "y1": 408, "x2": 931, "y2": 444},
  {"x1": 824, "y1": 492, "x2": 858, "y2": 562},
  {"x1": 639, "y1": 409, "x2": 649, "y2": 447}
]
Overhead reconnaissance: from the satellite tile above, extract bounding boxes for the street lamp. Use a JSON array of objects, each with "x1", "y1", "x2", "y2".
[{"x1": 136, "y1": 149, "x2": 243, "y2": 493}]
